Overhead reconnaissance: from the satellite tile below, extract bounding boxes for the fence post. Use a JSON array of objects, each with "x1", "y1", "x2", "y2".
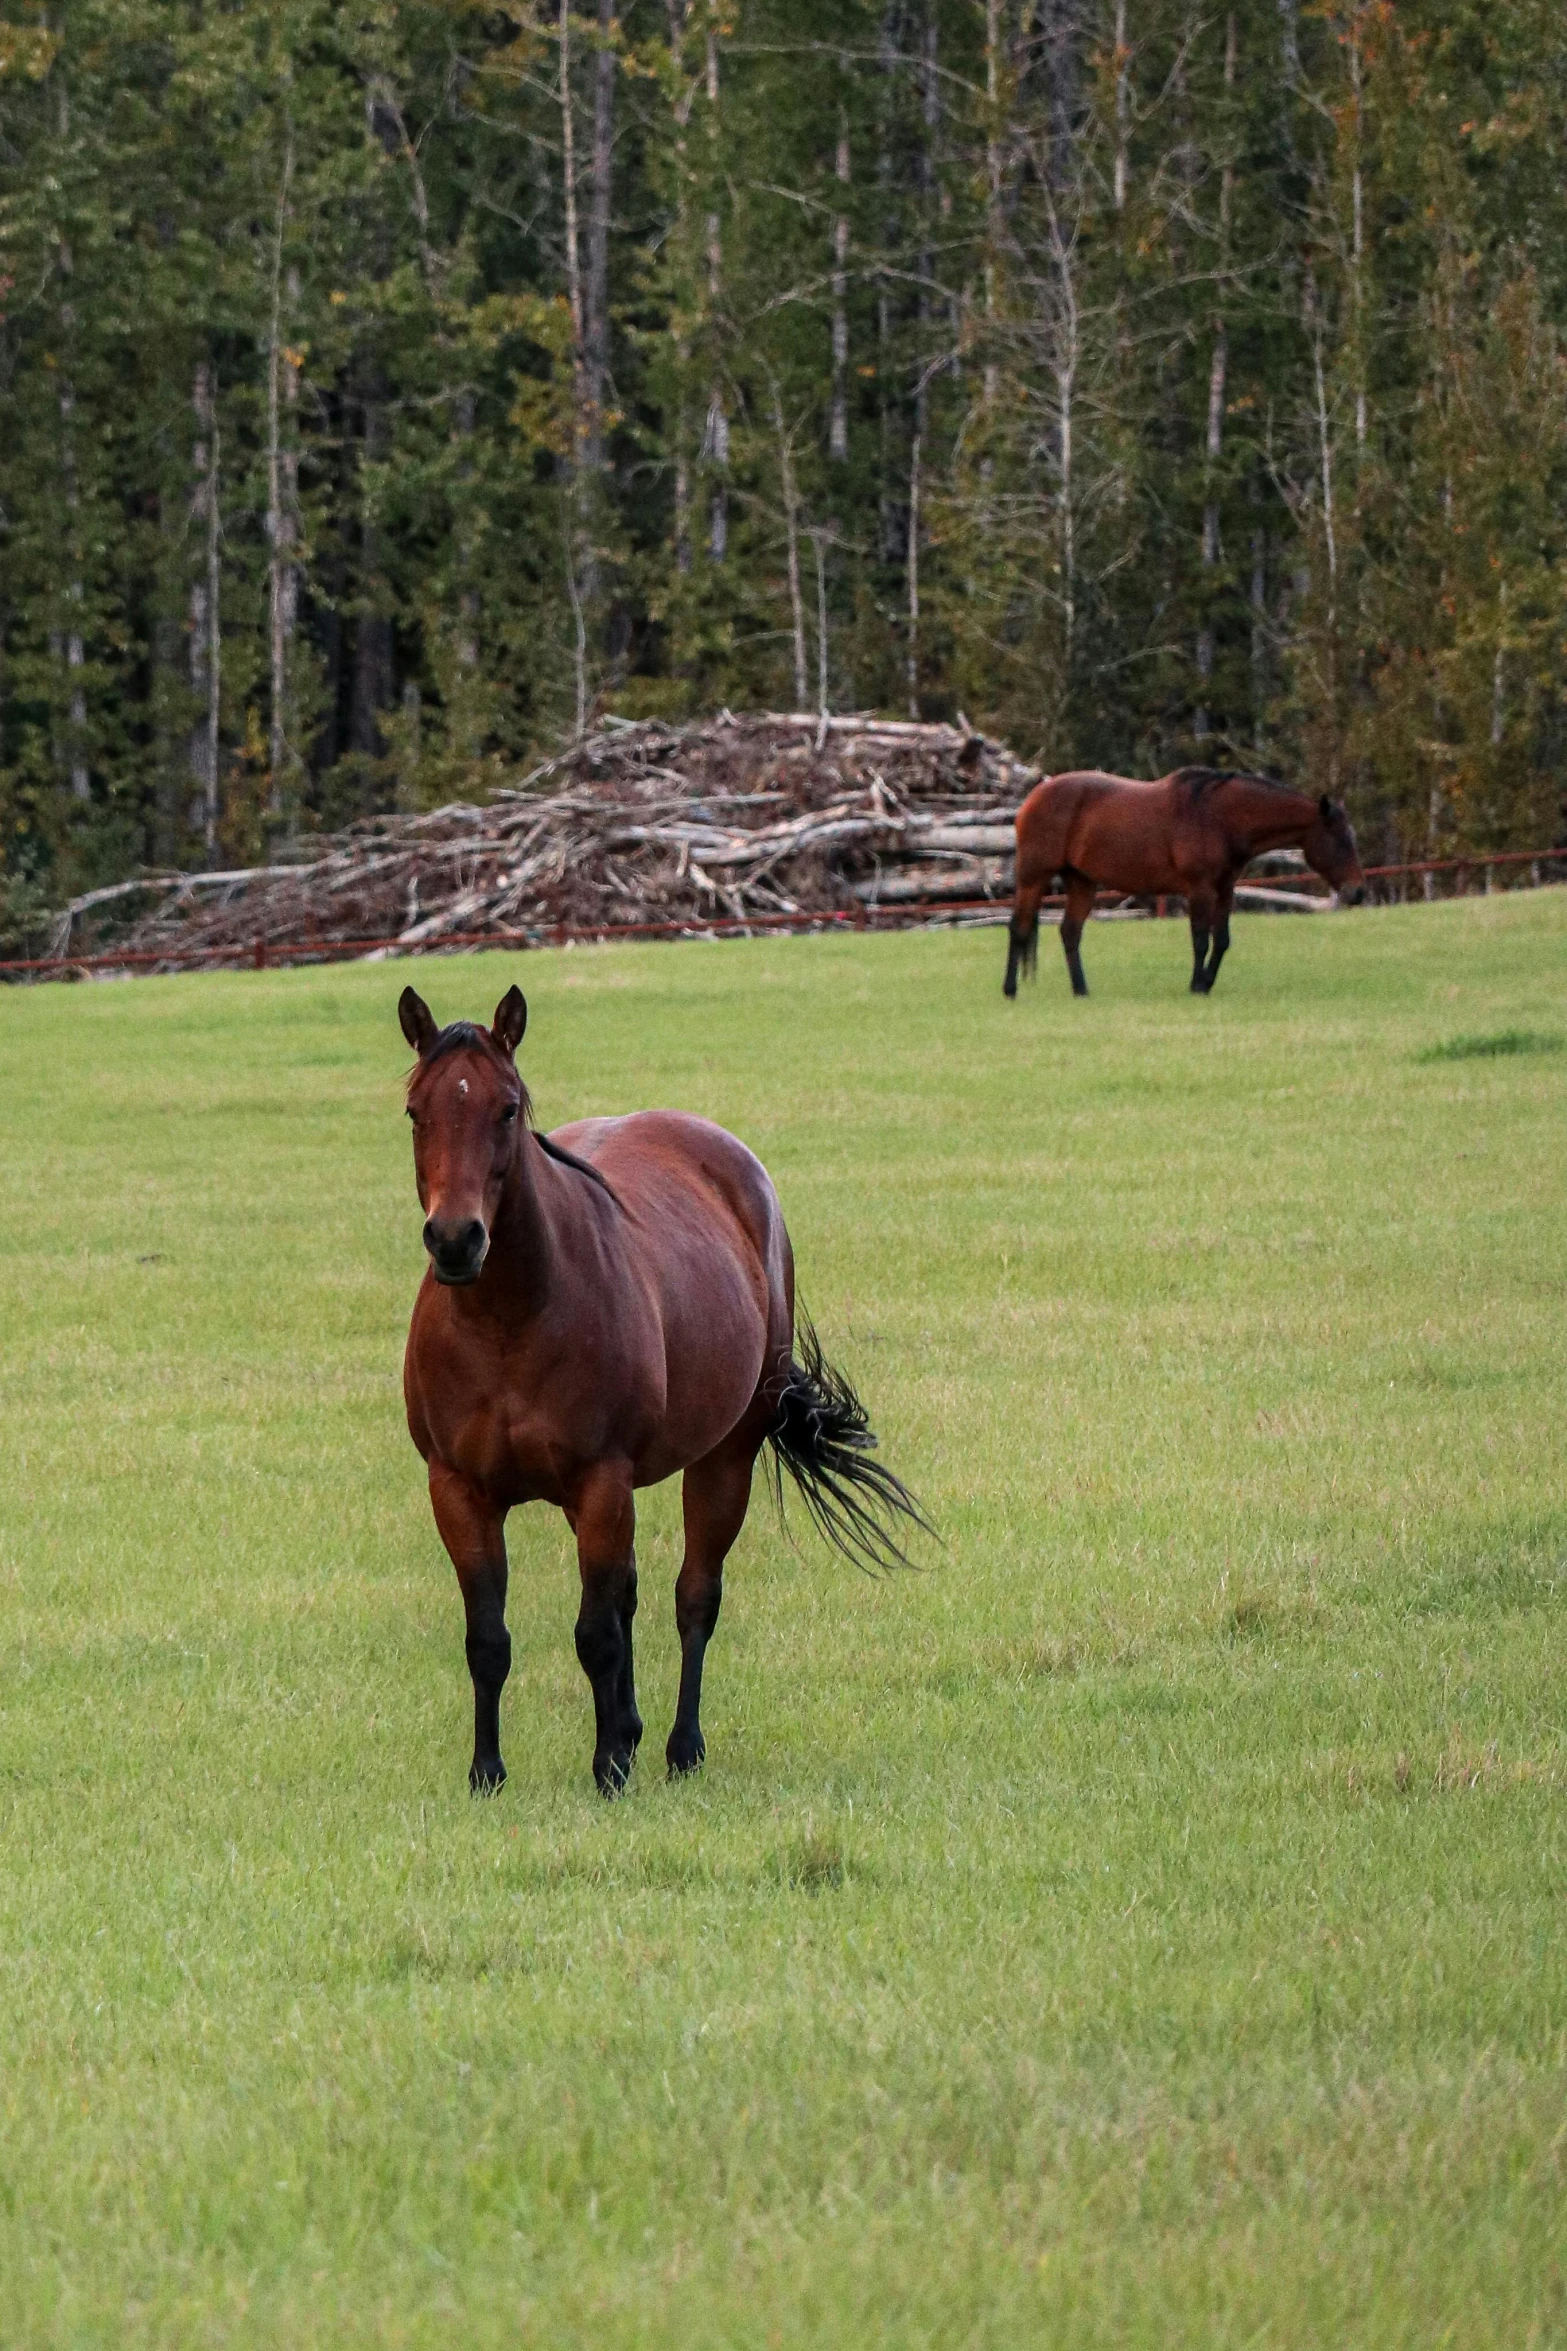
[{"x1": 254, "y1": 938, "x2": 267, "y2": 970}]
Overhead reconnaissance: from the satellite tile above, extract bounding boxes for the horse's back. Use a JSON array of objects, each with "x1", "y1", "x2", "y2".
[
  {"x1": 549, "y1": 1111, "x2": 791, "y2": 1445},
  {"x1": 1017, "y1": 770, "x2": 1181, "y2": 890},
  {"x1": 550, "y1": 1110, "x2": 783, "y2": 1254}
]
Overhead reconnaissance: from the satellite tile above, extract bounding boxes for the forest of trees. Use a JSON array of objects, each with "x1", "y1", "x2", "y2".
[{"x1": 1, "y1": 0, "x2": 1564, "y2": 932}]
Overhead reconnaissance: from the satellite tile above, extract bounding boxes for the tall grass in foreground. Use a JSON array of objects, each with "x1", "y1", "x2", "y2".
[{"x1": 0, "y1": 890, "x2": 1564, "y2": 2348}]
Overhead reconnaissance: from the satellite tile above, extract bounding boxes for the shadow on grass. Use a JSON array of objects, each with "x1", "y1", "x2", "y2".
[{"x1": 1415, "y1": 1029, "x2": 1565, "y2": 1063}]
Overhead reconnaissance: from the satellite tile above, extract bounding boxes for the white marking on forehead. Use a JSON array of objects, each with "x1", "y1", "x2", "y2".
[{"x1": 458, "y1": 1078, "x2": 468, "y2": 1095}]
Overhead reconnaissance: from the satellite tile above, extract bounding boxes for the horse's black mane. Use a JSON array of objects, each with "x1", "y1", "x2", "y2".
[
  {"x1": 535, "y1": 1131, "x2": 620, "y2": 1201},
  {"x1": 1174, "y1": 765, "x2": 1297, "y2": 801},
  {"x1": 422, "y1": 1019, "x2": 500, "y2": 1066}
]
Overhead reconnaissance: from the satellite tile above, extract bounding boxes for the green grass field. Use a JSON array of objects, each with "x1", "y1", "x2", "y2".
[{"x1": 2, "y1": 892, "x2": 1565, "y2": 2347}]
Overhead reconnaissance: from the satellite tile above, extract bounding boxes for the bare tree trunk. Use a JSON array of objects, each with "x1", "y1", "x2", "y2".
[
  {"x1": 55, "y1": 238, "x2": 89, "y2": 802},
  {"x1": 906, "y1": 429, "x2": 922, "y2": 717},
  {"x1": 1349, "y1": 10, "x2": 1367, "y2": 456},
  {"x1": 189, "y1": 360, "x2": 221, "y2": 858},
  {"x1": 983, "y1": 0, "x2": 1003, "y2": 412},
  {"x1": 809, "y1": 528, "x2": 831, "y2": 722},
  {"x1": 703, "y1": 26, "x2": 727, "y2": 560},
  {"x1": 559, "y1": 0, "x2": 591, "y2": 717},
  {"x1": 564, "y1": 497, "x2": 588, "y2": 738},
  {"x1": 266, "y1": 139, "x2": 297, "y2": 825},
  {"x1": 455, "y1": 385, "x2": 478, "y2": 678},
  {"x1": 1307, "y1": 272, "x2": 1337, "y2": 619},
  {"x1": 771, "y1": 385, "x2": 809, "y2": 710},
  {"x1": 584, "y1": 0, "x2": 616, "y2": 475},
  {"x1": 829, "y1": 112, "x2": 850, "y2": 461},
  {"x1": 1195, "y1": 13, "x2": 1235, "y2": 736},
  {"x1": 1113, "y1": 0, "x2": 1131, "y2": 211},
  {"x1": 1055, "y1": 224, "x2": 1078, "y2": 677},
  {"x1": 59, "y1": 381, "x2": 89, "y2": 803},
  {"x1": 908, "y1": 14, "x2": 939, "y2": 717},
  {"x1": 665, "y1": 1, "x2": 695, "y2": 575}
]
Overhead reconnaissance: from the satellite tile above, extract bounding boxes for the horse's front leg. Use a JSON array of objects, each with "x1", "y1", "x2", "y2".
[
  {"x1": 429, "y1": 1463, "x2": 511, "y2": 1794},
  {"x1": 571, "y1": 1463, "x2": 641, "y2": 1797}
]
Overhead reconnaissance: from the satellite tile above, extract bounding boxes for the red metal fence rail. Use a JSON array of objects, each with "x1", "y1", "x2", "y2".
[{"x1": 3, "y1": 845, "x2": 1563, "y2": 983}]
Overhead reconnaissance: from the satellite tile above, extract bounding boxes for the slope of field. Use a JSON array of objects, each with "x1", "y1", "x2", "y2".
[{"x1": 1, "y1": 894, "x2": 1564, "y2": 2348}]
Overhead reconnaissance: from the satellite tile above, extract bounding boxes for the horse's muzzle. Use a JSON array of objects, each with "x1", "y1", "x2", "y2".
[{"x1": 424, "y1": 1215, "x2": 489, "y2": 1285}]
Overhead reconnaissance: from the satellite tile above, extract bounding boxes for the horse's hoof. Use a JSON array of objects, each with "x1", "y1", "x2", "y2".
[
  {"x1": 666, "y1": 1727, "x2": 706, "y2": 1778},
  {"x1": 469, "y1": 1757, "x2": 507, "y2": 1796},
  {"x1": 594, "y1": 1747, "x2": 634, "y2": 1798}
]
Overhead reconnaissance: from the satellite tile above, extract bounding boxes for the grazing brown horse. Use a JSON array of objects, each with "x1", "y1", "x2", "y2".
[
  {"x1": 399, "y1": 983, "x2": 926, "y2": 1797},
  {"x1": 1003, "y1": 767, "x2": 1366, "y2": 999}
]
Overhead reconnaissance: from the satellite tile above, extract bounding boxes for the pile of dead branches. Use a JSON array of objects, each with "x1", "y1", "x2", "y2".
[{"x1": 55, "y1": 713, "x2": 1038, "y2": 969}]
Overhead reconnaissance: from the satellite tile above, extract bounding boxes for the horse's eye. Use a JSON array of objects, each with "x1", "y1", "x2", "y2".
[{"x1": 501, "y1": 1104, "x2": 519, "y2": 1125}]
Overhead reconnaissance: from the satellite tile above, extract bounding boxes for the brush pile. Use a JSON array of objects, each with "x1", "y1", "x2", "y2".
[{"x1": 53, "y1": 713, "x2": 1038, "y2": 969}]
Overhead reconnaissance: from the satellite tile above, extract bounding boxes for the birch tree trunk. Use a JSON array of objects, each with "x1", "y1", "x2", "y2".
[
  {"x1": 1195, "y1": 13, "x2": 1236, "y2": 738},
  {"x1": 558, "y1": 0, "x2": 591, "y2": 721},
  {"x1": 266, "y1": 138, "x2": 297, "y2": 826},
  {"x1": 55, "y1": 239, "x2": 89, "y2": 802},
  {"x1": 665, "y1": 0, "x2": 695, "y2": 576},
  {"x1": 703, "y1": 24, "x2": 727, "y2": 561},
  {"x1": 829, "y1": 112, "x2": 849, "y2": 462},
  {"x1": 771, "y1": 384, "x2": 809, "y2": 710},
  {"x1": 1113, "y1": 0, "x2": 1130, "y2": 211},
  {"x1": 584, "y1": 0, "x2": 616, "y2": 479},
  {"x1": 983, "y1": 0, "x2": 1003, "y2": 414},
  {"x1": 188, "y1": 360, "x2": 221, "y2": 858}
]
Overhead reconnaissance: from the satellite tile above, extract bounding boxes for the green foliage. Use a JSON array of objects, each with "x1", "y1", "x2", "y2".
[{"x1": 1, "y1": 0, "x2": 1564, "y2": 907}]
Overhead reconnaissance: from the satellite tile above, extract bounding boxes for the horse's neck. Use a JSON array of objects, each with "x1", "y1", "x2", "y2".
[
  {"x1": 485, "y1": 1134, "x2": 561, "y2": 1305},
  {"x1": 1227, "y1": 783, "x2": 1314, "y2": 851}
]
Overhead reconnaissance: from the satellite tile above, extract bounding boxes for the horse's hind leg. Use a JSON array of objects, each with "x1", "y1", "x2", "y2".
[
  {"x1": 1188, "y1": 885, "x2": 1217, "y2": 993},
  {"x1": 667, "y1": 1429, "x2": 761, "y2": 1777},
  {"x1": 1202, "y1": 877, "x2": 1235, "y2": 992},
  {"x1": 1060, "y1": 873, "x2": 1096, "y2": 996},
  {"x1": 571, "y1": 1463, "x2": 641, "y2": 1796}
]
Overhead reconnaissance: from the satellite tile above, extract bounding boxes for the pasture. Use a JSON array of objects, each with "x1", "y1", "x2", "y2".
[{"x1": 1, "y1": 891, "x2": 1565, "y2": 2347}]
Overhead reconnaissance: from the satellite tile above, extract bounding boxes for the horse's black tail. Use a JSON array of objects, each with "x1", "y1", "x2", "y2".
[
  {"x1": 1003, "y1": 894, "x2": 1040, "y2": 996},
  {"x1": 766, "y1": 1314, "x2": 933, "y2": 1574}
]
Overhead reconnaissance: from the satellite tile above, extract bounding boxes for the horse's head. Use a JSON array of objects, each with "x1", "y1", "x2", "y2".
[
  {"x1": 1305, "y1": 794, "x2": 1366, "y2": 905},
  {"x1": 399, "y1": 984, "x2": 529, "y2": 1285}
]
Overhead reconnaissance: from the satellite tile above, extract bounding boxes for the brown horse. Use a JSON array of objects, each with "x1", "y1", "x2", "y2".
[
  {"x1": 399, "y1": 983, "x2": 926, "y2": 1797},
  {"x1": 1003, "y1": 767, "x2": 1366, "y2": 999}
]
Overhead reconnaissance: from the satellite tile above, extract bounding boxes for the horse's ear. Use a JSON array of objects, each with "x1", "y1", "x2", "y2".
[
  {"x1": 492, "y1": 985, "x2": 528, "y2": 1056},
  {"x1": 399, "y1": 987, "x2": 439, "y2": 1056},
  {"x1": 1319, "y1": 793, "x2": 1334, "y2": 822}
]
